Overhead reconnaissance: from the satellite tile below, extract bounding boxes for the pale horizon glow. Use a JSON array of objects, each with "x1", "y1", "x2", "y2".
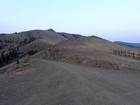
[{"x1": 0, "y1": 0, "x2": 140, "y2": 42}]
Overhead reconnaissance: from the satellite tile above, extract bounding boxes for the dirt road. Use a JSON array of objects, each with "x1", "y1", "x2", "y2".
[{"x1": 0, "y1": 59, "x2": 140, "y2": 105}]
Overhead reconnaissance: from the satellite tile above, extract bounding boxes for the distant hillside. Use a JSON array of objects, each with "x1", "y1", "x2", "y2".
[
  {"x1": 0, "y1": 29, "x2": 84, "y2": 54},
  {"x1": 0, "y1": 29, "x2": 68, "y2": 67},
  {"x1": 57, "y1": 32, "x2": 83, "y2": 39},
  {"x1": 55, "y1": 36, "x2": 138, "y2": 53},
  {"x1": 0, "y1": 29, "x2": 84, "y2": 67},
  {"x1": 114, "y1": 41, "x2": 140, "y2": 48},
  {"x1": 47, "y1": 29, "x2": 83, "y2": 39},
  {"x1": 0, "y1": 30, "x2": 67, "y2": 53}
]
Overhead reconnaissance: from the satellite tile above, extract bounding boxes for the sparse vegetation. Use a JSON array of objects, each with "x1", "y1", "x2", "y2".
[
  {"x1": 112, "y1": 49, "x2": 140, "y2": 60},
  {"x1": 27, "y1": 50, "x2": 37, "y2": 55},
  {"x1": 0, "y1": 45, "x2": 2, "y2": 49},
  {"x1": 0, "y1": 47, "x2": 19, "y2": 67}
]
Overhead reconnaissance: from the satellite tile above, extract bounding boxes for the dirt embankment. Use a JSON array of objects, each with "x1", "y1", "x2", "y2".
[{"x1": 45, "y1": 45, "x2": 140, "y2": 73}]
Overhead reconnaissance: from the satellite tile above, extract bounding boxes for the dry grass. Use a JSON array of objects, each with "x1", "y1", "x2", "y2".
[{"x1": 45, "y1": 36, "x2": 140, "y2": 72}]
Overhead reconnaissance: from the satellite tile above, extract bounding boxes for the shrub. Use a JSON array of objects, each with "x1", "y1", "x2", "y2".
[{"x1": 27, "y1": 50, "x2": 37, "y2": 55}]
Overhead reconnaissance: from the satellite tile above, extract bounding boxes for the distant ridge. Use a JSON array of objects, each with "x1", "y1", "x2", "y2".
[
  {"x1": 114, "y1": 41, "x2": 140, "y2": 48},
  {"x1": 47, "y1": 29, "x2": 56, "y2": 32},
  {"x1": 57, "y1": 32, "x2": 82, "y2": 39}
]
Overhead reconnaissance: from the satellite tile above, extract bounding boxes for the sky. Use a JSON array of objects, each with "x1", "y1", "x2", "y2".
[{"x1": 0, "y1": 0, "x2": 140, "y2": 42}]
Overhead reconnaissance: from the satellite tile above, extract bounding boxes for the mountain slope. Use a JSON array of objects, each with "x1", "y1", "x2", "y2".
[
  {"x1": 57, "y1": 32, "x2": 83, "y2": 39},
  {"x1": 0, "y1": 29, "x2": 67, "y2": 67},
  {"x1": 0, "y1": 30, "x2": 67, "y2": 52},
  {"x1": 0, "y1": 29, "x2": 84, "y2": 54},
  {"x1": 46, "y1": 36, "x2": 140, "y2": 72},
  {"x1": 55, "y1": 36, "x2": 139, "y2": 52}
]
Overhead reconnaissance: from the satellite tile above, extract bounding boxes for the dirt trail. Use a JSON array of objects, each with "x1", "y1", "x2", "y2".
[{"x1": 0, "y1": 59, "x2": 140, "y2": 105}]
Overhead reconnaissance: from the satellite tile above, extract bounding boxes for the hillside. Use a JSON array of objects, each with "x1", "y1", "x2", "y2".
[
  {"x1": 0, "y1": 29, "x2": 84, "y2": 54},
  {"x1": 57, "y1": 32, "x2": 82, "y2": 39},
  {"x1": 0, "y1": 29, "x2": 77, "y2": 67},
  {"x1": 0, "y1": 30, "x2": 67, "y2": 53},
  {"x1": 46, "y1": 36, "x2": 140, "y2": 72}
]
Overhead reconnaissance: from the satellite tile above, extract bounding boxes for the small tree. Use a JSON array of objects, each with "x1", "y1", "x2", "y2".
[
  {"x1": 5, "y1": 53, "x2": 10, "y2": 64},
  {"x1": 0, "y1": 57, "x2": 3, "y2": 67},
  {"x1": 1, "y1": 51, "x2": 5, "y2": 62}
]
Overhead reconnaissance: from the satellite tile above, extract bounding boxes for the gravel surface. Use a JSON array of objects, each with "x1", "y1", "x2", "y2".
[{"x1": 0, "y1": 59, "x2": 140, "y2": 105}]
